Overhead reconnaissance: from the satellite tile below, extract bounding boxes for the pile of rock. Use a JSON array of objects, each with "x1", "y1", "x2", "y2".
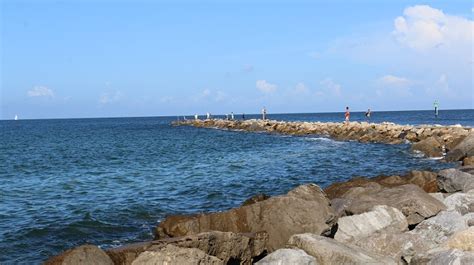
[
  {"x1": 174, "y1": 119, "x2": 474, "y2": 161},
  {"x1": 45, "y1": 166, "x2": 474, "y2": 264}
]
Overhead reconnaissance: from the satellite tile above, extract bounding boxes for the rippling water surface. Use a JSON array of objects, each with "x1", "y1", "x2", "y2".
[{"x1": 1, "y1": 110, "x2": 472, "y2": 263}]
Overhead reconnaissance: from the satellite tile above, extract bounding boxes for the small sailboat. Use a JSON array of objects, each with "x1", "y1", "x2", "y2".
[{"x1": 14, "y1": 115, "x2": 18, "y2": 120}]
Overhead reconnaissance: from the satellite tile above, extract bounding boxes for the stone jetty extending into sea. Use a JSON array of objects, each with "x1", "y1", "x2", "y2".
[{"x1": 45, "y1": 119, "x2": 474, "y2": 265}]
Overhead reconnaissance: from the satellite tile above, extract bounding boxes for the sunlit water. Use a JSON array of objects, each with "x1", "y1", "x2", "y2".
[{"x1": 1, "y1": 110, "x2": 472, "y2": 263}]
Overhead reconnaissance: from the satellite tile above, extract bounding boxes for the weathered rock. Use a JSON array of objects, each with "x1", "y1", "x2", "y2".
[
  {"x1": 44, "y1": 245, "x2": 114, "y2": 265},
  {"x1": 405, "y1": 170, "x2": 439, "y2": 193},
  {"x1": 241, "y1": 194, "x2": 270, "y2": 206},
  {"x1": 340, "y1": 184, "x2": 445, "y2": 225},
  {"x1": 411, "y1": 137, "x2": 443, "y2": 157},
  {"x1": 410, "y1": 248, "x2": 474, "y2": 265},
  {"x1": 443, "y1": 191, "x2": 474, "y2": 215},
  {"x1": 443, "y1": 227, "x2": 474, "y2": 251},
  {"x1": 334, "y1": 205, "x2": 408, "y2": 243},
  {"x1": 108, "y1": 231, "x2": 267, "y2": 265},
  {"x1": 131, "y1": 245, "x2": 223, "y2": 265},
  {"x1": 463, "y1": 156, "x2": 474, "y2": 166},
  {"x1": 429, "y1": 193, "x2": 445, "y2": 203},
  {"x1": 287, "y1": 233, "x2": 396, "y2": 264},
  {"x1": 156, "y1": 184, "x2": 336, "y2": 251},
  {"x1": 255, "y1": 248, "x2": 317, "y2": 265},
  {"x1": 437, "y1": 168, "x2": 474, "y2": 193},
  {"x1": 446, "y1": 132, "x2": 474, "y2": 162}
]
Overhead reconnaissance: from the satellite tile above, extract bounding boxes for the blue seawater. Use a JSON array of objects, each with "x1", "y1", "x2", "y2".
[{"x1": 0, "y1": 110, "x2": 471, "y2": 263}]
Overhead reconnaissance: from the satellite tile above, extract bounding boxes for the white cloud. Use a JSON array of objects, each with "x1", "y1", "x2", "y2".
[
  {"x1": 393, "y1": 5, "x2": 474, "y2": 51},
  {"x1": 99, "y1": 90, "x2": 122, "y2": 104},
  {"x1": 378, "y1": 75, "x2": 411, "y2": 87},
  {"x1": 256, "y1": 80, "x2": 277, "y2": 94},
  {"x1": 27, "y1": 86, "x2": 54, "y2": 98},
  {"x1": 319, "y1": 78, "x2": 342, "y2": 97},
  {"x1": 294, "y1": 82, "x2": 309, "y2": 94}
]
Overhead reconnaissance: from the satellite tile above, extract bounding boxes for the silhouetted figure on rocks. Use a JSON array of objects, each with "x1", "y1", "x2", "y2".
[
  {"x1": 262, "y1": 107, "x2": 267, "y2": 120},
  {"x1": 345, "y1": 107, "x2": 350, "y2": 123}
]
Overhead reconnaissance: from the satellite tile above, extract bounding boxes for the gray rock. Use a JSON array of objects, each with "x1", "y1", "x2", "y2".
[
  {"x1": 442, "y1": 226, "x2": 474, "y2": 251},
  {"x1": 156, "y1": 184, "x2": 337, "y2": 251},
  {"x1": 429, "y1": 193, "x2": 446, "y2": 203},
  {"x1": 334, "y1": 205, "x2": 408, "y2": 243},
  {"x1": 287, "y1": 233, "x2": 397, "y2": 264},
  {"x1": 443, "y1": 191, "x2": 474, "y2": 215},
  {"x1": 410, "y1": 249, "x2": 474, "y2": 265},
  {"x1": 437, "y1": 168, "x2": 474, "y2": 193},
  {"x1": 44, "y1": 245, "x2": 114, "y2": 265},
  {"x1": 131, "y1": 245, "x2": 223, "y2": 265},
  {"x1": 255, "y1": 248, "x2": 318, "y2": 265},
  {"x1": 446, "y1": 132, "x2": 474, "y2": 162},
  {"x1": 341, "y1": 184, "x2": 445, "y2": 225}
]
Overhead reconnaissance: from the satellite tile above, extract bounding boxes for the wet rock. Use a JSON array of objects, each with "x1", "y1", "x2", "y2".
[
  {"x1": 411, "y1": 137, "x2": 443, "y2": 157},
  {"x1": 44, "y1": 245, "x2": 114, "y2": 265},
  {"x1": 156, "y1": 184, "x2": 336, "y2": 251},
  {"x1": 131, "y1": 245, "x2": 223, "y2": 265},
  {"x1": 287, "y1": 233, "x2": 396, "y2": 264},
  {"x1": 255, "y1": 248, "x2": 317, "y2": 265},
  {"x1": 334, "y1": 205, "x2": 408, "y2": 243},
  {"x1": 437, "y1": 168, "x2": 474, "y2": 193},
  {"x1": 446, "y1": 132, "x2": 474, "y2": 162},
  {"x1": 340, "y1": 184, "x2": 445, "y2": 225},
  {"x1": 108, "y1": 231, "x2": 267, "y2": 265}
]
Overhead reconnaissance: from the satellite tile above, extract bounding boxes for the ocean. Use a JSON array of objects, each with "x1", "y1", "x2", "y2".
[{"x1": 0, "y1": 109, "x2": 472, "y2": 263}]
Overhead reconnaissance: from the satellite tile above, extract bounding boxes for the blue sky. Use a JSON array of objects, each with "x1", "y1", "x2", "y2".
[{"x1": 1, "y1": 0, "x2": 473, "y2": 119}]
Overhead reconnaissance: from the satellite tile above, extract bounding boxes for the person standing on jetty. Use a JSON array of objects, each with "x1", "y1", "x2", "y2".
[
  {"x1": 242, "y1": 113, "x2": 245, "y2": 120},
  {"x1": 262, "y1": 107, "x2": 267, "y2": 120},
  {"x1": 231, "y1": 112, "x2": 234, "y2": 120},
  {"x1": 434, "y1": 100, "x2": 439, "y2": 118},
  {"x1": 194, "y1": 114, "x2": 198, "y2": 120},
  {"x1": 345, "y1": 107, "x2": 350, "y2": 123},
  {"x1": 206, "y1": 112, "x2": 210, "y2": 119},
  {"x1": 365, "y1": 108, "x2": 371, "y2": 121}
]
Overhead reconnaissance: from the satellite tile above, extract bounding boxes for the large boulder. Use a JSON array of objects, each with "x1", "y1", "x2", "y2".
[
  {"x1": 131, "y1": 245, "x2": 223, "y2": 265},
  {"x1": 463, "y1": 156, "x2": 474, "y2": 166},
  {"x1": 446, "y1": 132, "x2": 474, "y2": 162},
  {"x1": 411, "y1": 136, "x2": 443, "y2": 157},
  {"x1": 437, "y1": 168, "x2": 474, "y2": 193},
  {"x1": 107, "y1": 231, "x2": 267, "y2": 265},
  {"x1": 156, "y1": 184, "x2": 336, "y2": 251},
  {"x1": 44, "y1": 245, "x2": 114, "y2": 265},
  {"x1": 287, "y1": 233, "x2": 396, "y2": 264},
  {"x1": 340, "y1": 184, "x2": 446, "y2": 225},
  {"x1": 334, "y1": 205, "x2": 408, "y2": 243},
  {"x1": 255, "y1": 248, "x2": 317, "y2": 265}
]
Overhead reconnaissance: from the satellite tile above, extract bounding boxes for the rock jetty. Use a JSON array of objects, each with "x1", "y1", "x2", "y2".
[
  {"x1": 173, "y1": 119, "x2": 473, "y2": 160},
  {"x1": 44, "y1": 119, "x2": 474, "y2": 264}
]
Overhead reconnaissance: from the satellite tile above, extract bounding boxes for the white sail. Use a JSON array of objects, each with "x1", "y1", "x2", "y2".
[{"x1": 14, "y1": 115, "x2": 18, "y2": 120}]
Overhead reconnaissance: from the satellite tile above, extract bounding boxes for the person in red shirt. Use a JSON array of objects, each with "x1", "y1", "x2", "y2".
[{"x1": 345, "y1": 106, "x2": 350, "y2": 123}]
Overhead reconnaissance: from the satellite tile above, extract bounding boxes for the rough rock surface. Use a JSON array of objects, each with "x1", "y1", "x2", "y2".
[
  {"x1": 334, "y1": 205, "x2": 408, "y2": 243},
  {"x1": 255, "y1": 248, "x2": 317, "y2": 265},
  {"x1": 44, "y1": 245, "x2": 114, "y2": 265},
  {"x1": 443, "y1": 227, "x2": 474, "y2": 251},
  {"x1": 339, "y1": 184, "x2": 445, "y2": 225},
  {"x1": 410, "y1": 249, "x2": 474, "y2": 265},
  {"x1": 156, "y1": 184, "x2": 336, "y2": 251},
  {"x1": 463, "y1": 156, "x2": 474, "y2": 166},
  {"x1": 324, "y1": 170, "x2": 438, "y2": 199},
  {"x1": 287, "y1": 233, "x2": 396, "y2": 264},
  {"x1": 443, "y1": 191, "x2": 474, "y2": 215},
  {"x1": 437, "y1": 168, "x2": 474, "y2": 193},
  {"x1": 107, "y1": 231, "x2": 267, "y2": 265},
  {"x1": 131, "y1": 245, "x2": 223, "y2": 265},
  {"x1": 411, "y1": 136, "x2": 443, "y2": 157},
  {"x1": 446, "y1": 132, "x2": 474, "y2": 162}
]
